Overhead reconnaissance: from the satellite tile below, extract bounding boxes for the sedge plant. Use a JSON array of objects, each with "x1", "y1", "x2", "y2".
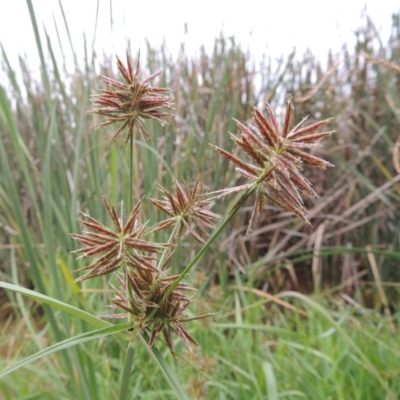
[{"x1": 1, "y1": 49, "x2": 334, "y2": 398}]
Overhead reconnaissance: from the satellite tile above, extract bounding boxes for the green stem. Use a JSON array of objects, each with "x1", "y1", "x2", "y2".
[
  {"x1": 129, "y1": 133, "x2": 133, "y2": 211},
  {"x1": 143, "y1": 187, "x2": 255, "y2": 326},
  {"x1": 157, "y1": 221, "x2": 180, "y2": 269},
  {"x1": 166, "y1": 185, "x2": 256, "y2": 297},
  {"x1": 118, "y1": 131, "x2": 140, "y2": 399},
  {"x1": 118, "y1": 341, "x2": 136, "y2": 400}
]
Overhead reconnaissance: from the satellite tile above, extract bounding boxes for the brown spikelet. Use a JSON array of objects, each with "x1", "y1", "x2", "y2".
[
  {"x1": 149, "y1": 177, "x2": 221, "y2": 243},
  {"x1": 103, "y1": 255, "x2": 211, "y2": 356},
  {"x1": 70, "y1": 195, "x2": 170, "y2": 281},
  {"x1": 89, "y1": 50, "x2": 174, "y2": 146},
  {"x1": 211, "y1": 98, "x2": 334, "y2": 230}
]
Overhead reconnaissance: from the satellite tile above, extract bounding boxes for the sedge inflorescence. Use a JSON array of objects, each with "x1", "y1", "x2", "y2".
[
  {"x1": 88, "y1": 50, "x2": 174, "y2": 146},
  {"x1": 71, "y1": 50, "x2": 333, "y2": 355},
  {"x1": 72, "y1": 193, "x2": 210, "y2": 355},
  {"x1": 71, "y1": 195, "x2": 170, "y2": 281},
  {"x1": 149, "y1": 177, "x2": 221, "y2": 243},
  {"x1": 211, "y1": 98, "x2": 334, "y2": 233}
]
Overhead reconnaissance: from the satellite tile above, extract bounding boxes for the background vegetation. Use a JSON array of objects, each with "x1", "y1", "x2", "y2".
[{"x1": 0, "y1": 2, "x2": 399, "y2": 399}]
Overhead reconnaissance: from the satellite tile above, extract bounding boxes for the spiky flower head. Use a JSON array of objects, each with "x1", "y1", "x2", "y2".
[
  {"x1": 211, "y1": 98, "x2": 334, "y2": 232},
  {"x1": 104, "y1": 255, "x2": 211, "y2": 356},
  {"x1": 148, "y1": 177, "x2": 221, "y2": 243},
  {"x1": 71, "y1": 194, "x2": 170, "y2": 281},
  {"x1": 89, "y1": 50, "x2": 174, "y2": 146}
]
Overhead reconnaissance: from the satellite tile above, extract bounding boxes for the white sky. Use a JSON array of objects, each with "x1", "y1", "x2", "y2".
[{"x1": 0, "y1": 0, "x2": 399, "y2": 81}]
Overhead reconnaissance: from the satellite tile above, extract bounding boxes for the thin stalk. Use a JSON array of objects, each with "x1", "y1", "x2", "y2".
[
  {"x1": 127, "y1": 133, "x2": 135, "y2": 315},
  {"x1": 118, "y1": 130, "x2": 136, "y2": 400},
  {"x1": 142, "y1": 186, "x2": 256, "y2": 326},
  {"x1": 129, "y1": 132, "x2": 133, "y2": 211},
  {"x1": 130, "y1": 128, "x2": 140, "y2": 206},
  {"x1": 166, "y1": 185, "x2": 256, "y2": 297},
  {"x1": 118, "y1": 341, "x2": 136, "y2": 400},
  {"x1": 157, "y1": 221, "x2": 180, "y2": 269}
]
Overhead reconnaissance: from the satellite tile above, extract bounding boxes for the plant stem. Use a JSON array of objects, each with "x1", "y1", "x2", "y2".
[
  {"x1": 129, "y1": 133, "x2": 133, "y2": 211},
  {"x1": 119, "y1": 131, "x2": 137, "y2": 400},
  {"x1": 118, "y1": 341, "x2": 136, "y2": 400},
  {"x1": 166, "y1": 185, "x2": 256, "y2": 297},
  {"x1": 157, "y1": 221, "x2": 180, "y2": 269},
  {"x1": 127, "y1": 133, "x2": 135, "y2": 312}
]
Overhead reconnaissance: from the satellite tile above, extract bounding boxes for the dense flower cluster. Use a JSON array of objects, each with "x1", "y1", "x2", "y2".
[
  {"x1": 149, "y1": 178, "x2": 221, "y2": 243},
  {"x1": 89, "y1": 50, "x2": 173, "y2": 146},
  {"x1": 71, "y1": 195, "x2": 211, "y2": 354},
  {"x1": 104, "y1": 256, "x2": 210, "y2": 355},
  {"x1": 211, "y1": 98, "x2": 333, "y2": 232},
  {"x1": 71, "y1": 195, "x2": 170, "y2": 282}
]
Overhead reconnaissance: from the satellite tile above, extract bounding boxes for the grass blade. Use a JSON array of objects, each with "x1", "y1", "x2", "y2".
[
  {"x1": 138, "y1": 333, "x2": 189, "y2": 400},
  {"x1": 0, "y1": 323, "x2": 132, "y2": 379}
]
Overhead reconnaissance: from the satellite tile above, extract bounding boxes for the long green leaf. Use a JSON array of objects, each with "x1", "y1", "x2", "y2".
[
  {"x1": 0, "y1": 323, "x2": 132, "y2": 379},
  {"x1": 263, "y1": 362, "x2": 279, "y2": 400},
  {"x1": 138, "y1": 333, "x2": 188, "y2": 400},
  {"x1": 0, "y1": 281, "x2": 110, "y2": 328}
]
